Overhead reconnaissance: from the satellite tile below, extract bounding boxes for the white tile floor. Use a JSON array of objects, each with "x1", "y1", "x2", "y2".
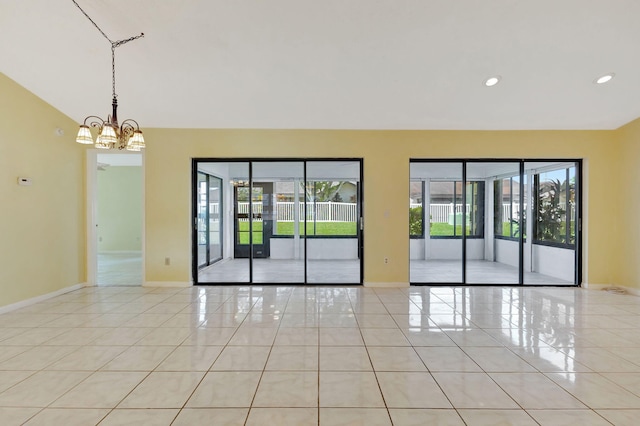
[
  {"x1": 198, "y1": 258, "x2": 572, "y2": 285},
  {"x1": 199, "y1": 259, "x2": 361, "y2": 284},
  {"x1": 410, "y1": 260, "x2": 573, "y2": 285},
  {"x1": 97, "y1": 252, "x2": 142, "y2": 286},
  {"x1": 0, "y1": 285, "x2": 639, "y2": 425}
]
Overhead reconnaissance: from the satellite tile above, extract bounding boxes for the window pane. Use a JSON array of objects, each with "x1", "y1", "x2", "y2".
[
  {"x1": 409, "y1": 181, "x2": 423, "y2": 236},
  {"x1": 494, "y1": 179, "x2": 503, "y2": 236},
  {"x1": 536, "y1": 168, "x2": 568, "y2": 244},
  {"x1": 466, "y1": 181, "x2": 484, "y2": 237},
  {"x1": 209, "y1": 176, "x2": 222, "y2": 261},
  {"x1": 495, "y1": 177, "x2": 520, "y2": 238},
  {"x1": 454, "y1": 181, "x2": 463, "y2": 236},
  {"x1": 466, "y1": 162, "x2": 519, "y2": 284},
  {"x1": 197, "y1": 174, "x2": 208, "y2": 267},
  {"x1": 306, "y1": 180, "x2": 357, "y2": 236},
  {"x1": 524, "y1": 161, "x2": 577, "y2": 285},
  {"x1": 196, "y1": 161, "x2": 250, "y2": 284},
  {"x1": 511, "y1": 176, "x2": 521, "y2": 238},
  {"x1": 273, "y1": 181, "x2": 298, "y2": 235},
  {"x1": 569, "y1": 167, "x2": 576, "y2": 244},
  {"x1": 429, "y1": 181, "x2": 483, "y2": 237},
  {"x1": 410, "y1": 161, "x2": 463, "y2": 283},
  {"x1": 429, "y1": 181, "x2": 455, "y2": 236},
  {"x1": 306, "y1": 161, "x2": 361, "y2": 284}
]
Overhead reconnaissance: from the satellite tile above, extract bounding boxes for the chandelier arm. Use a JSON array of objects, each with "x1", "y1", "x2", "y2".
[
  {"x1": 82, "y1": 115, "x2": 106, "y2": 127},
  {"x1": 120, "y1": 123, "x2": 136, "y2": 139},
  {"x1": 120, "y1": 119, "x2": 141, "y2": 130}
]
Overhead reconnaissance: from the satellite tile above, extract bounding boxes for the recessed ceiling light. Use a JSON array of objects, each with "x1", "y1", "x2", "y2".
[
  {"x1": 484, "y1": 76, "x2": 501, "y2": 87},
  {"x1": 595, "y1": 73, "x2": 615, "y2": 84}
]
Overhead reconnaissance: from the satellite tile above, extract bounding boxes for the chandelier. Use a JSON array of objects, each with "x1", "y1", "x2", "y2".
[{"x1": 72, "y1": 0, "x2": 146, "y2": 151}]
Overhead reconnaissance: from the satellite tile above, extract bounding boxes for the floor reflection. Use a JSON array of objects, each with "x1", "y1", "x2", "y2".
[{"x1": 5, "y1": 284, "x2": 638, "y2": 423}]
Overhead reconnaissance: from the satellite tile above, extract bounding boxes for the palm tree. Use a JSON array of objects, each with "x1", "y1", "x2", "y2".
[
  {"x1": 537, "y1": 179, "x2": 566, "y2": 242},
  {"x1": 307, "y1": 181, "x2": 345, "y2": 202}
]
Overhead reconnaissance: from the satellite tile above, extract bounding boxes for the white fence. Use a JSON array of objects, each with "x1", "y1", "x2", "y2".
[
  {"x1": 235, "y1": 202, "x2": 358, "y2": 222},
  {"x1": 209, "y1": 201, "x2": 570, "y2": 224},
  {"x1": 411, "y1": 203, "x2": 524, "y2": 223}
]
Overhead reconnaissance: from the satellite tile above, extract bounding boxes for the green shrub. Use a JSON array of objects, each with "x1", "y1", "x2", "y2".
[{"x1": 409, "y1": 206, "x2": 423, "y2": 235}]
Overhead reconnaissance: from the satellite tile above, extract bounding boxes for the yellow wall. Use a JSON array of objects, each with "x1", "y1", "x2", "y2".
[
  {"x1": 0, "y1": 73, "x2": 85, "y2": 308},
  {"x1": 143, "y1": 128, "x2": 618, "y2": 287},
  {"x1": 614, "y1": 117, "x2": 640, "y2": 289},
  {"x1": 97, "y1": 166, "x2": 143, "y2": 252},
  {"x1": 2, "y1": 71, "x2": 636, "y2": 305}
]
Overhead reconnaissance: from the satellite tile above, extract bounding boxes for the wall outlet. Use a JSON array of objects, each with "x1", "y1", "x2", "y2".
[
  {"x1": 164, "y1": 257, "x2": 171, "y2": 266},
  {"x1": 384, "y1": 257, "x2": 389, "y2": 264}
]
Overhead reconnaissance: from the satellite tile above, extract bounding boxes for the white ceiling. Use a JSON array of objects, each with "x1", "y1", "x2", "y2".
[{"x1": 2, "y1": 0, "x2": 639, "y2": 130}]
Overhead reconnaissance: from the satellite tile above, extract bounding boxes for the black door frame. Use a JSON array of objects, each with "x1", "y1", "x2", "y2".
[
  {"x1": 233, "y1": 182, "x2": 272, "y2": 259},
  {"x1": 409, "y1": 158, "x2": 582, "y2": 287},
  {"x1": 196, "y1": 171, "x2": 224, "y2": 269},
  {"x1": 192, "y1": 158, "x2": 364, "y2": 285}
]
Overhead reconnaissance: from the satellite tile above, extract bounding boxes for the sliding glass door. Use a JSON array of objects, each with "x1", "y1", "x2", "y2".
[
  {"x1": 197, "y1": 172, "x2": 208, "y2": 269},
  {"x1": 409, "y1": 159, "x2": 581, "y2": 286},
  {"x1": 523, "y1": 162, "x2": 578, "y2": 285},
  {"x1": 199, "y1": 162, "x2": 250, "y2": 283},
  {"x1": 196, "y1": 172, "x2": 223, "y2": 269},
  {"x1": 306, "y1": 161, "x2": 361, "y2": 283},
  {"x1": 410, "y1": 162, "x2": 463, "y2": 283},
  {"x1": 209, "y1": 175, "x2": 222, "y2": 263},
  {"x1": 466, "y1": 162, "x2": 520, "y2": 284},
  {"x1": 193, "y1": 159, "x2": 363, "y2": 285},
  {"x1": 252, "y1": 162, "x2": 305, "y2": 283}
]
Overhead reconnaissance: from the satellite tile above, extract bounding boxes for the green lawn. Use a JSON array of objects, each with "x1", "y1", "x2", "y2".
[
  {"x1": 276, "y1": 221, "x2": 356, "y2": 236},
  {"x1": 430, "y1": 222, "x2": 467, "y2": 236},
  {"x1": 429, "y1": 221, "x2": 523, "y2": 237},
  {"x1": 237, "y1": 221, "x2": 263, "y2": 244},
  {"x1": 237, "y1": 221, "x2": 355, "y2": 244},
  {"x1": 500, "y1": 221, "x2": 522, "y2": 238}
]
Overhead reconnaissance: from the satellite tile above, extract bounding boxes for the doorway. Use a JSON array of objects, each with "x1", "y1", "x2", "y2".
[
  {"x1": 234, "y1": 182, "x2": 273, "y2": 259},
  {"x1": 409, "y1": 159, "x2": 581, "y2": 286},
  {"x1": 87, "y1": 151, "x2": 144, "y2": 286},
  {"x1": 193, "y1": 159, "x2": 363, "y2": 285},
  {"x1": 197, "y1": 172, "x2": 223, "y2": 268}
]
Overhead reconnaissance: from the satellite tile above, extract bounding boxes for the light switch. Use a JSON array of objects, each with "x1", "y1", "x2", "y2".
[{"x1": 17, "y1": 177, "x2": 32, "y2": 186}]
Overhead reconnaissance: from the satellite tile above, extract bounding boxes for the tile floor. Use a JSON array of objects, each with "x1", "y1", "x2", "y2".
[
  {"x1": 97, "y1": 252, "x2": 142, "y2": 286},
  {"x1": 199, "y1": 259, "x2": 361, "y2": 284},
  {"x1": 198, "y1": 258, "x2": 572, "y2": 285},
  {"x1": 410, "y1": 260, "x2": 573, "y2": 285},
  {"x1": 0, "y1": 285, "x2": 639, "y2": 425}
]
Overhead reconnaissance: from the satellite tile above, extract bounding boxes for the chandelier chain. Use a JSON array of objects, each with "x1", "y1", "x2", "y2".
[{"x1": 71, "y1": 0, "x2": 144, "y2": 99}]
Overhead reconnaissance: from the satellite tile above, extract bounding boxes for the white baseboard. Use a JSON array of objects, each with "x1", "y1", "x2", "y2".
[
  {"x1": 143, "y1": 281, "x2": 191, "y2": 288},
  {"x1": 0, "y1": 283, "x2": 86, "y2": 314},
  {"x1": 363, "y1": 281, "x2": 409, "y2": 288}
]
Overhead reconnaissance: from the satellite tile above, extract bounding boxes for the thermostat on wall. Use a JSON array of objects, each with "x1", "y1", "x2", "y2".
[{"x1": 17, "y1": 177, "x2": 32, "y2": 186}]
